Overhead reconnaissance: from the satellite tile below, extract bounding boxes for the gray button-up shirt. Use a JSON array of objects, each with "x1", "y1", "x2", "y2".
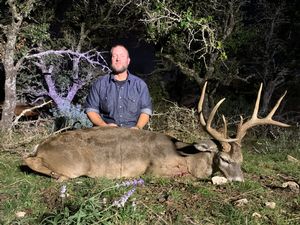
[{"x1": 85, "y1": 72, "x2": 152, "y2": 127}]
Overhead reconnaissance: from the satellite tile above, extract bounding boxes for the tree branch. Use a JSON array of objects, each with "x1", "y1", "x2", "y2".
[
  {"x1": 12, "y1": 100, "x2": 52, "y2": 126},
  {"x1": 25, "y1": 49, "x2": 111, "y2": 72}
]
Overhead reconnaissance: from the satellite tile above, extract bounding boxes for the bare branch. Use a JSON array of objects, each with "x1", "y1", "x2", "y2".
[
  {"x1": 25, "y1": 49, "x2": 111, "y2": 72},
  {"x1": 12, "y1": 100, "x2": 52, "y2": 126}
]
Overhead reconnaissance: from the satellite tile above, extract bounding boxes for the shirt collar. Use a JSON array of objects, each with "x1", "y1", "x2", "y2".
[{"x1": 109, "y1": 71, "x2": 132, "y2": 83}]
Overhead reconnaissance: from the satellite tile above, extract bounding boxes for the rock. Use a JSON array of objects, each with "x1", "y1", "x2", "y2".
[
  {"x1": 15, "y1": 211, "x2": 26, "y2": 218},
  {"x1": 252, "y1": 212, "x2": 262, "y2": 218},
  {"x1": 234, "y1": 198, "x2": 248, "y2": 207},
  {"x1": 212, "y1": 176, "x2": 228, "y2": 185},
  {"x1": 282, "y1": 181, "x2": 299, "y2": 193},
  {"x1": 287, "y1": 155, "x2": 299, "y2": 163},
  {"x1": 265, "y1": 202, "x2": 276, "y2": 209}
]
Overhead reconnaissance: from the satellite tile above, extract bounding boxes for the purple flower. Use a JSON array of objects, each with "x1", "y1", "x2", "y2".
[
  {"x1": 112, "y1": 178, "x2": 145, "y2": 207},
  {"x1": 59, "y1": 185, "x2": 67, "y2": 198},
  {"x1": 113, "y1": 187, "x2": 136, "y2": 207},
  {"x1": 116, "y1": 178, "x2": 144, "y2": 188}
]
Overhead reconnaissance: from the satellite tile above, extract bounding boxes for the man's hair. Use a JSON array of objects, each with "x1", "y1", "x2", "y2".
[{"x1": 110, "y1": 44, "x2": 130, "y2": 57}]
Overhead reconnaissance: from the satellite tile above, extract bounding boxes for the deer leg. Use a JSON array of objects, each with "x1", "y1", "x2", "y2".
[
  {"x1": 24, "y1": 157, "x2": 69, "y2": 181},
  {"x1": 24, "y1": 157, "x2": 53, "y2": 176},
  {"x1": 56, "y1": 175, "x2": 70, "y2": 182}
]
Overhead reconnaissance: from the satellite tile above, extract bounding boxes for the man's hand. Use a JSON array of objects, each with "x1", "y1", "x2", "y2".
[{"x1": 107, "y1": 123, "x2": 118, "y2": 127}]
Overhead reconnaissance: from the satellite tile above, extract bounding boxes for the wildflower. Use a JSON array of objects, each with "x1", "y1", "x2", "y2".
[
  {"x1": 132, "y1": 198, "x2": 137, "y2": 211},
  {"x1": 102, "y1": 197, "x2": 107, "y2": 205},
  {"x1": 116, "y1": 178, "x2": 144, "y2": 188},
  {"x1": 112, "y1": 178, "x2": 145, "y2": 207},
  {"x1": 59, "y1": 184, "x2": 67, "y2": 198},
  {"x1": 113, "y1": 187, "x2": 136, "y2": 207}
]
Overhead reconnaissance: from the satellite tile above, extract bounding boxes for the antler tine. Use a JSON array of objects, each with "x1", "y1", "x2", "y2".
[
  {"x1": 198, "y1": 82, "x2": 207, "y2": 126},
  {"x1": 198, "y1": 82, "x2": 237, "y2": 143},
  {"x1": 252, "y1": 83, "x2": 263, "y2": 119},
  {"x1": 236, "y1": 83, "x2": 290, "y2": 141},
  {"x1": 266, "y1": 91, "x2": 290, "y2": 127},
  {"x1": 267, "y1": 91, "x2": 286, "y2": 118},
  {"x1": 206, "y1": 98, "x2": 237, "y2": 142},
  {"x1": 222, "y1": 115, "x2": 227, "y2": 138}
]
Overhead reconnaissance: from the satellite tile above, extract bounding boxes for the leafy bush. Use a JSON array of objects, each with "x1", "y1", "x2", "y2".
[{"x1": 51, "y1": 103, "x2": 92, "y2": 131}]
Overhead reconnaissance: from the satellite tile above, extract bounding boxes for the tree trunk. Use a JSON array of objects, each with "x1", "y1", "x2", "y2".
[
  {"x1": 261, "y1": 81, "x2": 275, "y2": 115},
  {"x1": 0, "y1": 29, "x2": 19, "y2": 131},
  {"x1": 0, "y1": 73, "x2": 17, "y2": 130}
]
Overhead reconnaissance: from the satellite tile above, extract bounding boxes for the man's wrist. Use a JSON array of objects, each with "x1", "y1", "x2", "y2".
[{"x1": 132, "y1": 126, "x2": 141, "y2": 129}]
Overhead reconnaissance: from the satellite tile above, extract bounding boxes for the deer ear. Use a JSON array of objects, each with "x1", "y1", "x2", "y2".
[
  {"x1": 194, "y1": 141, "x2": 217, "y2": 153},
  {"x1": 174, "y1": 141, "x2": 190, "y2": 149}
]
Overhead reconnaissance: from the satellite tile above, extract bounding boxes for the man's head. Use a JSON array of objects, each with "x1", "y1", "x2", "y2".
[{"x1": 111, "y1": 45, "x2": 130, "y2": 74}]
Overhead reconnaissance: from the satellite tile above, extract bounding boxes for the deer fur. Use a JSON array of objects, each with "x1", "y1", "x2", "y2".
[
  {"x1": 23, "y1": 126, "x2": 244, "y2": 182},
  {"x1": 23, "y1": 82, "x2": 289, "y2": 182}
]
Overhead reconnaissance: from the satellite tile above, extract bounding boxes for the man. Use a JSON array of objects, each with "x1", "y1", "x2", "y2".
[{"x1": 85, "y1": 44, "x2": 152, "y2": 129}]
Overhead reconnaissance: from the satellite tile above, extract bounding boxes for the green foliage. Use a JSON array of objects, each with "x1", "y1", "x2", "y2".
[
  {"x1": 21, "y1": 23, "x2": 51, "y2": 47},
  {"x1": 225, "y1": 26, "x2": 258, "y2": 55},
  {"x1": 51, "y1": 103, "x2": 92, "y2": 130},
  {"x1": 137, "y1": 0, "x2": 241, "y2": 84}
]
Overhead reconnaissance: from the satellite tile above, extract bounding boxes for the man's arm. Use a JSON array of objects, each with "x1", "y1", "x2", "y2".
[
  {"x1": 87, "y1": 111, "x2": 117, "y2": 127},
  {"x1": 133, "y1": 112, "x2": 150, "y2": 129}
]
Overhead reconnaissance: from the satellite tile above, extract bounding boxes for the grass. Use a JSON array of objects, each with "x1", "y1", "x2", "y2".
[{"x1": 0, "y1": 128, "x2": 299, "y2": 225}]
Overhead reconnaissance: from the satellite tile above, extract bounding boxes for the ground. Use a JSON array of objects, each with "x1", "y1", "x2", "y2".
[{"x1": 0, "y1": 131, "x2": 299, "y2": 224}]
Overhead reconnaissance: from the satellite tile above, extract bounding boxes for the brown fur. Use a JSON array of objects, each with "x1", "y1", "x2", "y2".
[{"x1": 24, "y1": 126, "x2": 242, "y2": 181}]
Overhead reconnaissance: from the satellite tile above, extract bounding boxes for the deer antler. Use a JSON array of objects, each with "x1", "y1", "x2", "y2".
[
  {"x1": 235, "y1": 83, "x2": 290, "y2": 142},
  {"x1": 198, "y1": 82, "x2": 237, "y2": 143}
]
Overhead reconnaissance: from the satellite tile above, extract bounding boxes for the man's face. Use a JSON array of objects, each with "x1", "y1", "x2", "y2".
[{"x1": 111, "y1": 46, "x2": 130, "y2": 74}]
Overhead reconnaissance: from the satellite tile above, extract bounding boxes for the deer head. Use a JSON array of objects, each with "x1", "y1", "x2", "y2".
[{"x1": 198, "y1": 82, "x2": 290, "y2": 181}]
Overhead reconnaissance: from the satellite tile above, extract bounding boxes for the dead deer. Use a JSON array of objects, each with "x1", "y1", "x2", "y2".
[{"x1": 23, "y1": 82, "x2": 290, "y2": 181}]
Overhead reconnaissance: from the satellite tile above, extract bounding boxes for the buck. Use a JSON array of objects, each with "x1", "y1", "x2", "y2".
[{"x1": 23, "y1": 82, "x2": 290, "y2": 182}]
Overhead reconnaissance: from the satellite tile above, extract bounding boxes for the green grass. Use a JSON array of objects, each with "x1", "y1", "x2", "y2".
[{"x1": 0, "y1": 130, "x2": 299, "y2": 225}]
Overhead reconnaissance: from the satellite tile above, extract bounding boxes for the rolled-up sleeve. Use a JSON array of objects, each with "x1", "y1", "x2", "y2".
[
  {"x1": 140, "y1": 82, "x2": 152, "y2": 116},
  {"x1": 85, "y1": 79, "x2": 101, "y2": 114}
]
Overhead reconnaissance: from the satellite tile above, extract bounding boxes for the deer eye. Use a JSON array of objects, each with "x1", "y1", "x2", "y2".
[
  {"x1": 220, "y1": 155, "x2": 232, "y2": 164},
  {"x1": 195, "y1": 143, "x2": 209, "y2": 150}
]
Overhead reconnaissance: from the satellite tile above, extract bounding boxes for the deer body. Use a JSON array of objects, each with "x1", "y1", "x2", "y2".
[
  {"x1": 24, "y1": 126, "x2": 223, "y2": 181},
  {"x1": 23, "y1": 82, "x2": 289, "y2": 182}
]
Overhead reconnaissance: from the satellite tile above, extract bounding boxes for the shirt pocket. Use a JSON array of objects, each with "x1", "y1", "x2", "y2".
[
  {"x1": 100, "y1": 95, "x2": 112, "y2": 114},
  {"x1": 127, "y1": 96, "x2": 139, "y2": 114}
]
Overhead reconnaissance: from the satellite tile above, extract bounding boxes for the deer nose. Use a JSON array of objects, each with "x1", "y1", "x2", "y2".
[{"x1": 229, "y1": 176, "x2": 244, "y2": 182}]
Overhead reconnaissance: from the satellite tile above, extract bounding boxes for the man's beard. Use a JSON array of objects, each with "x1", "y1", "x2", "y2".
[{"x1": 111, "y1": 65, "x2": 127, "y2": 74}]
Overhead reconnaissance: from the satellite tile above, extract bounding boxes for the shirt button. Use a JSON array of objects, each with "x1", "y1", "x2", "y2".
[
  {"x1": 119, "y1": 106, "x2": 122, "y2": 108},
  {"x1": 119, "y1": 96, "x2": 122, "y2": 99},
  {"x1": 120, "y1": 115, "x2": 122, "y2": 117}
]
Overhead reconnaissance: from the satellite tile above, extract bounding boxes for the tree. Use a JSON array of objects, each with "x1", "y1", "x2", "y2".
[
  {"x1": 135, "y1": 0, "x2": 244, "y2": 88},
  {"x1": 0, "y1": 0, "x2": 41, "y2": 131},
  {"x1": 19, "y1": 0, "x2": 142, "y2": 128},
  {"x1": 236, "y1": 0, "x2": 297, "y2": 115},
  {"x1": 0, "y1": 0, "x2": 143, "y2": 130}
]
